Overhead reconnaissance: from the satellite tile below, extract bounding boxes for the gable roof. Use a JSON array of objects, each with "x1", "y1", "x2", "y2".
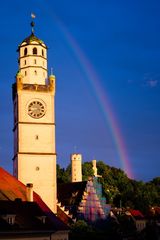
[
  {"x1": 0, "y1": 167, "x2": 68, "y2": 231},
  {"x1": 0, "y1": 167, "x2": 27, "y2": 201}
]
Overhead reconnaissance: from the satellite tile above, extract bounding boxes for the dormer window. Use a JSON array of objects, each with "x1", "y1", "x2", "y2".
[
  {"x1": 33, "y1": 47, "x2": 37, "y2": 55},
  {"x1": 24, "y1": 48, "x2": 27, "y2": 56},
  {"x1": 37, "y1": 216, "x2": 46, "y2": 224},
  {"x1": 2, "y1": 214, "x2": 16, "y2": 225}
]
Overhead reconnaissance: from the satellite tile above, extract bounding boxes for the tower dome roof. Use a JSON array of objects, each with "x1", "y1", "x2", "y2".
[
  {"x1": 17, "y1": 20, "x2": 47, "y2": 49},
  {"x1": 21, "y1": 33, "x2": 44, "y2": 45},
  {"x1": 17, "y1": 32, "x2": 47, "y2": 51}
]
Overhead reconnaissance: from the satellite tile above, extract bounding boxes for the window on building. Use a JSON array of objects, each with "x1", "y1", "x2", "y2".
[
  {"x1": 24, "y1": 47, "x2": 27, "y2": 56},
  {"x1": 42, "y1": 49, "x2": 44, "y2": 56},
  {"x1": 24, "y1": 60, "x2": 26, "y2": 65},
  {"x1": 37, "y1": 216, "x2": 46, "y2": 224},
  {"x1": 8, "y1": 217, "x2": 14, "y2": 225},
  {"x1": 34, "y1": 70, "x2": 37, "y2": 75},
  {"x1": 33, "y1": 47, "x2": 37, "y2": 55},
  {"x1": 25, "y1": 71, "x2": 27, "y2": 76},
  {"x1": 35, "y1": 135, "x2": 39, "y2": 140},
  {"x1": 34, "y1": 59, "x2": 37, "y2": 64}
]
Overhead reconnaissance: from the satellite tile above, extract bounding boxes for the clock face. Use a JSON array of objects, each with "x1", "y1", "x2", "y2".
[{"x1": 28, "y1": 100, "x2": 46, "y2": 119}]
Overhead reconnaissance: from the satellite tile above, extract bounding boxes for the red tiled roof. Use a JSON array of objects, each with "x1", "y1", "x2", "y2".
[
  {"x1": 0, "y1": 167, "x2": 27, "y2": 201},
  {"x1": 130, "y1": 209, "x2": 144, "y2": 218},
  {"x1": 0, "y1": 167, "x2": 49, "y2": 211},
  {"x1": 0, "y1": 167, "x2": 69, "y2": 231}
]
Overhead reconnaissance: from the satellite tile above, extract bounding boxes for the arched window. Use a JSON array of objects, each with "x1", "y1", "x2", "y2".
[
  {"x1": 34, "y1": 70, "x2": 37, "y2": 75},
  {"x1": 24, "y1": 48, "x2": 27, "y2": 56},
  {"x1": 42, "y1": 49, "x2": 44, "y2": 56},
  {"x1": 33, "y1": 47, "x2": 37, "y2": 55}
]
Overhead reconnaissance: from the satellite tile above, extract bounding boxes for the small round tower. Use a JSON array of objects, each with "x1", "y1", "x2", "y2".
[{"x1": 71, "y1": 153, "x2": 82, "y2": 182}]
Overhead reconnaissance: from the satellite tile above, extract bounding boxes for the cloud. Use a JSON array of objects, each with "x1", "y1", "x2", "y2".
[
  {"x1": 127, "y1": 73, "x2": 160, "y2": 88},
  {"x1": 147, "y1": 79, "x2": 158, "y2": 88},
  {"x1": 143, "y1": 72, "x2": 160, "y2": 88}
]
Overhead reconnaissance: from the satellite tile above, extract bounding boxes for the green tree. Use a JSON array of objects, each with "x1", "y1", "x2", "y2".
[
  {"x1": 56, "y1": 164, "x2": 70, "y2": 183},
  {"x1": 71, "y1": 220, "x2": 92, "y2": 233},
  {"x1": 82, "y1": 162, "x2": 94, "y2": 181}
]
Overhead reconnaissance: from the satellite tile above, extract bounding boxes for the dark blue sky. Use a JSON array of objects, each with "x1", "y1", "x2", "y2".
[{"x1": 0, "y1": 0, "x2": 160, "y2": 181}]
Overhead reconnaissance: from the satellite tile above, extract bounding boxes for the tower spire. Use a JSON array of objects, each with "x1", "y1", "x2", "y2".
[{"x1": 31, "y1": 13, "x2": 36, "y2": 34}]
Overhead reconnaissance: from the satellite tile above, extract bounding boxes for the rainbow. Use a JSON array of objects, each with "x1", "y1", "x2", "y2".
[{"x1": 48, "y1": 14, "x2": 134, "y2": 179}]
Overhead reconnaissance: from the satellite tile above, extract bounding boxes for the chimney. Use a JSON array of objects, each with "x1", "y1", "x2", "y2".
[
  {"x1": 92, "y1": 160, "x2": 97, "y2": 177},
  {"x1": 26, "y1": 183, "x2": 33, "y2": 202}
]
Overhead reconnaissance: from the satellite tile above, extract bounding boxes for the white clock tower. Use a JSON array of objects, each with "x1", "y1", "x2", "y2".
[{"x1": 12, "y1": 21, "x2": 57, "y2": 213}]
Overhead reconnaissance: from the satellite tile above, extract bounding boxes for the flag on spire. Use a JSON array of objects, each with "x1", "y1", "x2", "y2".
[{"x1": 31, "y1": 13, "x2": 36, "y2": 19}]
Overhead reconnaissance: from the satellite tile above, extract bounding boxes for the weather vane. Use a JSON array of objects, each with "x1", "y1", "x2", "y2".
[{"x1": 31, "y1": 13, "x2": 36, "y2": 34}]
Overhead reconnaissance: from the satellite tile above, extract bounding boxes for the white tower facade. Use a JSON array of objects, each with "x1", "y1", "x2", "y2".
[
  {"x1": 12, "y1": 23, "x2": 57, "y2": 213},
  {"x1": 71, "y1": 153, "x2": 82, "y2": 182}
]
